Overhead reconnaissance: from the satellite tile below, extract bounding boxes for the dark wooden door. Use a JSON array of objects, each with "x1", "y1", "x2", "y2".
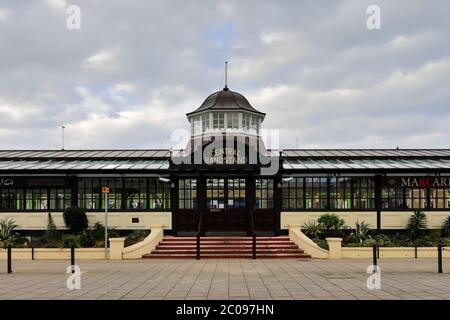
[
  {"x1": 204, "y1": 178, "x2": 249, "y2": 233},
  {"x1": 205, "y1": 208, "x2": 248, "y2": 232},
  {"x1": 176, "y1": 209, "x2": 198, "y2": 233}
]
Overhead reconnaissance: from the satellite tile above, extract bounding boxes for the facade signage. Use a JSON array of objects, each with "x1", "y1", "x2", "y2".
[
  {"x1": 203, "y1": 148, "x2": 248, "y2": 165},
  {"x1": 385, "y1": 177, "x2": 450, "y2": 188},
  {"x1": 0, "y1": 178, "x2": 14, "y2": 186}
]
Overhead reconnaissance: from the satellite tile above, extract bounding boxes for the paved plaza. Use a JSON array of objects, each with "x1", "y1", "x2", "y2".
[{"x1": 1, "y1": 259, "x2": 450, "y2": 300}]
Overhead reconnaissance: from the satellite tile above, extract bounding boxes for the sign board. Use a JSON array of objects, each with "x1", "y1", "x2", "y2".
[
  {"x1": 203, "y1": 148, "x2": 248, "y2": 165},
  {"x1": 384, "y1": 177, "x2": 450, "y2": 188},
  {"x1": 102, "y1": 186, "x2": 110, "y2": 193}
]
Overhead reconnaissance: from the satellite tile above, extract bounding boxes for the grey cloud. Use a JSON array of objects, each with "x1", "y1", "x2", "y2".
[{"x1": 0, "y1": 0, "x2": 449, "y2": 149}]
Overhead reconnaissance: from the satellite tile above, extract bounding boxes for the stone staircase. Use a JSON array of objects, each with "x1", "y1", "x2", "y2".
[{"x1": 142, "y1": 236, "x2": 311, "y2": 259}]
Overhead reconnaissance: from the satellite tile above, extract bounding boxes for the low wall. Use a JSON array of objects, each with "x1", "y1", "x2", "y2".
[
  {"x1": 0, "y1": 225, "x2": 164, "y2": 261},
  {"x1": 282, "y1": 212, "x2": 377, "y2": 229},
  {"x1": 342, "y1": 247, "x2": 450, "y2": 259},
  {"x1": 286, "y1": 226, "x2": 450, "y2": 259},
  {"x1": 0, "y1": 211, "x2": 172, "y2": 230},
  {"x1": 0, "y1": 248, "x2": 105, "y2": 260},
  {"x1": 281, "y1": 211, "x2": 450, "y2": 230},
  {"x1": 288, "y1": 226, "x2": 329, "y2": 259}
]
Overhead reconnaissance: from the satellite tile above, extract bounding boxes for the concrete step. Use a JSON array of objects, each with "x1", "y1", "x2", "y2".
[
  {"x1": 152, "y1": 248, "x2": 304, "y2": 254},
  {"x1": 142, "y1": 236, "x2": 311, "y2": 259},
  {"x1": 143, "y1": 253, "x2": 311, "y2": 259},
  {"x1": 155, "y1": 245, "x2": 301, "y2": 250},
  {"x1": 162, "y1": 236, "x2": 291, "y2": 241}
]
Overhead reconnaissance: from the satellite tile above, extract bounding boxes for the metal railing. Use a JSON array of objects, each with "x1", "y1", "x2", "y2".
[
  {"x1": 250, "y1": 207, "x2": 256, "y2": 259},
  {"x1": 196, "y1": 212, "x2": 203, "y2": 260}
]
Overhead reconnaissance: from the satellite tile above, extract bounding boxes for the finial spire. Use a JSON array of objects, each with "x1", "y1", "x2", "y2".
[
  {"x1": 61, "y1": 125, "x2": 66, "y2": 150},
  {"x1": 224, "y1": 61, "x2": 229, "y2": 90}
]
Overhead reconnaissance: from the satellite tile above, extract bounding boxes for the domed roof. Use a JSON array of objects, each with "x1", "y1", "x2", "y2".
[{"x1": 186, "y1": 88, "x2": 265, "y2": 117}]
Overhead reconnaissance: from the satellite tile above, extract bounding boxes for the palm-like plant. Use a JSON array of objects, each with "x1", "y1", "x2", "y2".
[
  {"x1": 0, "y1": 218, "x2": 18, "y2": 242},
  {"x1": 301, "y1": 221, "x2": 323, "y2": 239},
  {"x1": 354, "y1": 220, "x2": 372, "y2": 243},
  {"x1": 442, "y1": 216, "x2": 450, "y2": 237},
  {"x1": 407, "y1": 210, "x2": 427, "y2": 240}
]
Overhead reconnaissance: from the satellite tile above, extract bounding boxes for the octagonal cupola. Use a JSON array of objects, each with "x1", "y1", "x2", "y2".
[{"x1": 186, "y1": 67, "x2": 265, "y2": 138}]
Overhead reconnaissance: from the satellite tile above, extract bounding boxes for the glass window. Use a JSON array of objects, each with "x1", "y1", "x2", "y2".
[
  {"x1": 201, "y1": 114, "x2": 209, "y2": 132},
  {"x1": 78, "y1": 178, "x2": 100, "y2": 210},
  {"x1": 227, "y1": 113, "x2": 239, "y2": 129},
  {"x1": 330, "y1": 177, "x2": 351, "y2": 209},
  {"x1": 26, "y1": 189, "x2": 48, "y2": 210},
  {"x1": 430, "y1": 188, "x2": 450, "y2": 209},
  {"x1": 281, "y1": 177, "x2": 304, "y2": 209},
  {"x1": 0, "y1": 188, "x2": 24, "y2": 210},
  {"x1": 243, "y1": 114, "x2": 250, "y2": 130},
  {"x1": 207, "y1": 178, "x2": 225, "y2": 209},
  {"x1": 49, "y1": 189, "x2": 72, "y2": 210},
  {"x1": 193, "y1": 116, "x2": 201, "y2": 135},
  {"x1": 213, "y1": 113, "x2": 224, "y2": 130},
  {"x1": 405, "y1": 188, "x2": 427, "y2": 209},
  {"x1": 149, "y1": 178, "x2": 171, "y2": 209},
  {"x1": 382, "y1": 187, "x2": 404, "y2": 209},
  {"x1": 352, "y1": 178, "x2": 375, "y2": 209},
  {"x1": 228, "y1": 179, "x2": 246, "y2": 208},
  {"x1": 124, "y1": 178, "x2": 147, "y2": 210},
  {"x1": 305, "y1": 177, "x2": 328, "y2": 209},
  {"x1": 178, "y1": 179, "x2": 197, "y2": 209},
  {"x1": 256, "y1": 178, "x2": 273, "y2": 209}
]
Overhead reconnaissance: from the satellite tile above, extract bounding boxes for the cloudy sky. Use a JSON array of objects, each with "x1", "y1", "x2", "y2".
[{"x1": 0, "y1": 0, "x2": 449, "y2": 150}]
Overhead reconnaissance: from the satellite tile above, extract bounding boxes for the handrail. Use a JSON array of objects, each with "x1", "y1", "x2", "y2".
[
  {"x1": 196, "y1": 212, "x2": 203, "y2": 260},
  {"x1": 250, "y1": 207, "x2": 256, "y2": 259}
]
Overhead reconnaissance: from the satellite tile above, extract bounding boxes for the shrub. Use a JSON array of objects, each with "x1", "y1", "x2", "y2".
[
  {"x1": 126, "y1": 229, "x2": 151, "y2": 242},
  {"x1": 353, "y1": 220, "x2": 372, "y2": 243},
  {"x1": 44, "y1": 212, "x2": 59, "y2": 241},
  {"x1": 312, "y1": 238, "x2": 328, "y2": 250},
  {"x1": 407, "y1": 210, "x2": 427, "y2": 240},
  {"x1": 301, "y1": 221, "x2": 322, "y2": 239},
  {"x1": 343, "y1": 233, "x2": 359, "y2": 245},
  {"x1": 318, "y1": 214, "x2": 346, "y2": 230},
  {"x1": 7, "y1": 235, "x2": 31, "y2": 248},
  {"x1": 0, "y1": 218, "x2": 18, "y2": 243},
  {"x1": 61, "y1": 234, "x2": 81, "y2": 248},
  {"x1": 442, "y1": 216, "x2": 450, "y2": 237},
  {"x1": 63, "y1": 207, "x2": 88, "y2": 233}
]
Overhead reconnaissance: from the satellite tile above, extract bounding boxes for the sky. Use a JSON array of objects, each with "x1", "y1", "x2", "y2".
[{"x1": 0, "y1": 0, "x2": 449, "y2": 150}]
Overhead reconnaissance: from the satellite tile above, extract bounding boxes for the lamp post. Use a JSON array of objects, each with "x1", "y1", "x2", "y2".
[{"x1": 102, "y1": 186, "x2": 110, "y2": 259}]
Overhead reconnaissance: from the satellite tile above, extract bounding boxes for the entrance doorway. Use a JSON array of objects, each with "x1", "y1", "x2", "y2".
[
  {"x1": 205, "y1": 178, "x2": 248, "y2": 235},
  {"x1": 174, "y1": 177, "x2": 277, "y2": 236}
]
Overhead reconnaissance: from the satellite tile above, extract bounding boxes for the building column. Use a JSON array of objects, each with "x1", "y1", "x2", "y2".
[{"x1": 375, "y1": 175, "x2": 382, "y2": 230}]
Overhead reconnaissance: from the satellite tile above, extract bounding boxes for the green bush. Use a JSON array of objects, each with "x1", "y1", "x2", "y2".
[
  {"x1": 63, "y1": 207, "x2": 88, "y2": 233},
  {"x1": 343, "y1": 233, "x2": 359, "y2": 245},
  {"x1": 61, "y1": 234, "x2": 81, "y2": 248},
  {"x1": 318, "y1": 214, "x2": 346, "y2": 230},
  {"x1": 44, "y1": 213, "x2": 59, "y2": 241},
  {"x1": 442, "y1": 216, "x2": 450, "y2": 237},
  {"x1": 406, "y1": 210, "x2": 427, "y2": 240},
  {"x1": 126, "y1": 229, "x2": 150, "y2": 242},
  {"x1": 7, "y1": 235, "x2": 31, "y2": 248},
  {"x1": 301, "y1": 221, "x2": 322, "y2": 239},
  {"x1": 312, "y1": 238, "x2": 328, "y2": 250}
]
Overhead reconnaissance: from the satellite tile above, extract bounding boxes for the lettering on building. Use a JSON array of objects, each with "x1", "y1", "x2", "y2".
[
  {"x1": 0, "y1": 178, "x2": 14, "y2": 186},
  {"x1": 400, "y1": 177, "x2": 450, "y2": 188},
  {"x1": 203, "y1": 148, "x2": 248, "y2": 165}
]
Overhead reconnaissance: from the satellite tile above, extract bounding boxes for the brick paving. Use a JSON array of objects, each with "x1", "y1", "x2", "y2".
[{"x1": 0, "y1": 259, "x2": 450, "y2": 300}]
